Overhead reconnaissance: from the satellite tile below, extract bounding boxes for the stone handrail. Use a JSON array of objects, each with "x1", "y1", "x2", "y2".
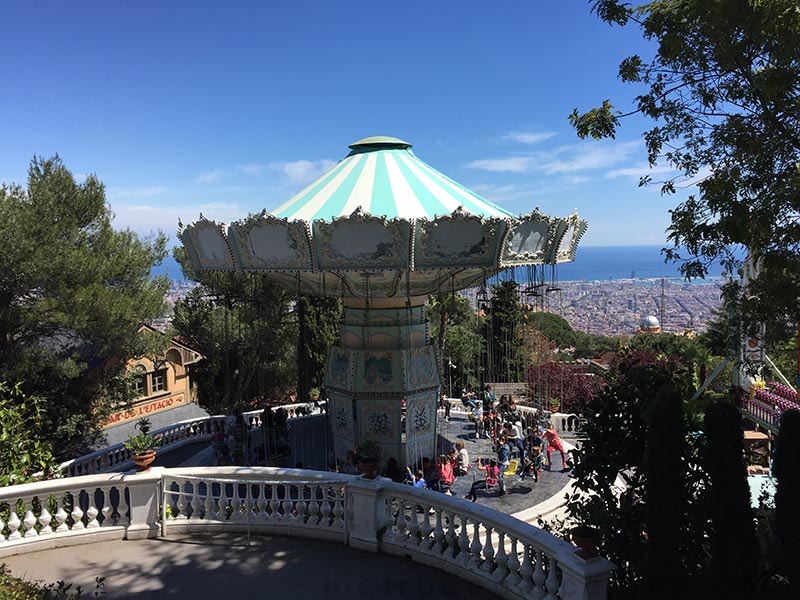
[
  {"x1": 58, "y1": 415, "x2": 229, "y2": 477},
  {"x1": 0, "y1": 467, "x2": 614, "y2": 599},
  {"x1": 59, "y1": 404, "x2": 325, "y2": 478}
]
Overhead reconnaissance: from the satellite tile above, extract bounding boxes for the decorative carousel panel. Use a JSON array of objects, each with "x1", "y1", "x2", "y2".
[
  {"x1": 356, "y1": 349, "x2": 403, "y2": 393},
  {"x1": 328, "y1": 391, "x2": 354, "y2": 437},
  {"x1": 405, "y1": 391, "x2": 437, "y2": 438},
  {"x1": 179, "y1": 220, "x2": 236, "y2": 270},
  {"x1": 402, "y1": 346, "x2": 440, "y2": 392},
  {"x1": 325, "y1": 347, "x2": 355, "y2": 391},
  {"x1": 553, "y1": 212, "x2": 588, "y2": 263},
  {"x1": 313, "y1": 210, "x2": 411, "y2": 271},
  {"x1": 500, "y1": 210, "x2": 561, "y2": 266},
  {"x1": 357, "y1": 399, "x2": 400, "y2": 443},
  {"x1": 228, "y1": 215, "x2": 313, "y2": 270},
  {"x1": 414, "y1": 210, "x2": 506, "y2": 269}
]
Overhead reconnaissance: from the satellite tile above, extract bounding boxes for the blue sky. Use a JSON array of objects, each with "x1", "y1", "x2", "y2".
[{"x1": 1, "y1": 1, "x2": 681, "y2": 247}]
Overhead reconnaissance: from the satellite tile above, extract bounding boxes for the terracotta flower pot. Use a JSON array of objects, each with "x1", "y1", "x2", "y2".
[
  {"x1": 570, "y1": 526, "x2": 601, "y2": 559},
  {"x1": 357, "y1": 459, "x2": 380, "y2": 479},
  {"x1": 132, "y1": 450, "x2": 157, "y2": 472}
]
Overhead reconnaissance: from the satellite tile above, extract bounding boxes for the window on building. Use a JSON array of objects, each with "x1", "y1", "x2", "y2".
[
  {"x1": 134, "y1": 375, "x2": 147, "y2": 397},
  {"x1": 151, "y1": 369, "x2": 167, "y2": 393}
]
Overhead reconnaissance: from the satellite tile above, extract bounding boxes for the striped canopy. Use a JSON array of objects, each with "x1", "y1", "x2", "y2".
[
  {"x1": 179, "y1": 136, "x2": 588, "y2": 300},
  {"x1": 271, "y1": 136, "x2": 514, "y2": 221}
]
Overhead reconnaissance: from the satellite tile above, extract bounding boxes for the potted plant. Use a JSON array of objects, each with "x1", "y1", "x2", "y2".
[
  {"x1": 309, "y1": 387, "x2": 321, "y2": 402},
  {"x1": 570, "y1": 524, "x2": 601, "y2": 559},
  {"x1": 549, "y1": 397, "x2": 561, "y2": 413},
  {"x1": 356, "y1": 437, "x2": 381, "y2": 479},
  {"x1": 123, "y1": 421, "x2": 160, "y2": 472}
]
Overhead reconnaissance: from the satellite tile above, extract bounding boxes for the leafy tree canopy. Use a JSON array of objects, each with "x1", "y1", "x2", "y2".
[
  {"x1": 573, "y1": 0, "x2": 800, "y2": 333},
  {"x1": 171, "y1": 265, "x2": 297, "y2": 415},
  {"x1": 0, "y1": 156, "x2": 168, "y2": 457}
]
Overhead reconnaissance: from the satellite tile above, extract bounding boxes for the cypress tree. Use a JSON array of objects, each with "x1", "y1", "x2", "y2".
[
  {"x1": 703, "y1": 398, "x2": 759, "y2": 592},
  {"x1": 643, "y1": 374, "x2": 686, "y2": 596},
  {"x1": 774, "y1": 408, "x2": 800, "y2": 592}
]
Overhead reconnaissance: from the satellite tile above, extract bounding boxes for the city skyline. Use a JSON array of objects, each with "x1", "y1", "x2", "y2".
[{"x1": 2, "y1": 1, "x2": 689, "y2": 249}]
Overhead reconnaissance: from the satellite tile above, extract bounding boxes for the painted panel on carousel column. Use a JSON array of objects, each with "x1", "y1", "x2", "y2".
[
  {"x1": 358, "y1": 399, "x2": 400, "y2": 443},
  {"x1": 356, "y1": 349, "x2": 402, "y2": 393},
  {"x1": 326, "y1": 347, "x2": 354, "y2": 391},
  {"x1": 403, "y1": 346, "x2": 440, "y2": 391}
]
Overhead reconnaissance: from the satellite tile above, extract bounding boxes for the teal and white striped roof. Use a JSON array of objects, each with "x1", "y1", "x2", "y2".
[{"x1": 271, "y1": 136, "x2": 515, "y2": 221}]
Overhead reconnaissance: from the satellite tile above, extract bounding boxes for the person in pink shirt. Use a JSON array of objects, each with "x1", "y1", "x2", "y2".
[{"x1": 543, "y1": 425, "x2": 568, "y2": 470}]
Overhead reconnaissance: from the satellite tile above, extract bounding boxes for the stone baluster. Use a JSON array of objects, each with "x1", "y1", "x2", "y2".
[
  {"x1": 85, "y1": 495, "x2": 100, "y2": 529},
  {"x1": 23, "y1": 507, "x2": 38, "y2": 538},
  {"x1": 118, "y1": 486, "x2": 130, "y2": 526},
  {"x1": 279, "y1": 483, "x2": 290, "y2": 521},
  {"x1": 533, "y1": 548, "x2": 547, "y2": 599},
  {"x1": 480, "y1": 524, "x2": 495, "y2": 573},
  {"x1": 99, "y1": 488, "x2": 112, "y2": 526},
  {"x1": 231, "y1": 483, "x2": 243, "y2": 521},
  {"x1": 420, "y1": 504, "x2": 434, "y2": 549},
  {"x1": 505, "y1": 537, "x2": 522, "y2": 588},
  {"x1": 295, "y1": 485, "x2": 307, "y2": 523},
  {"x1": 308, "y1": 484, "x2": 320, "y2": 525},
  {"x1": 7, "y1": 510, "x2": 21, "y2": 540},
  {"x1": 406, "y1": 500, "x2": 421, "y2": 548},
  {"x1": 544, "y1": 552, "x2": 560, "y2": 600},
  {"x1": 71, "y1": 494, "x2": 85, "y2": 530},
  {"x1": 432, "y1": 508, "x2": 445, "y2": 556},
  {"x1": 458, "y1": 515, "x2": 470, "y2": 566},
  {"x1": 493, "y1": 530, "x2": 509, "y2": 583},
  {"x1": 394, "y1": 498, "x2": 408, "y2": 542},
  {"x1": 190, "y1": 481, "x2": 202, "y2": 519},
  {"x1": 443, "y1": 510, "x2": 456, "y2": 560},
  {"x1": 269, "y1": 484, "x2": 280, "y2": 520},
  {"x1": 470, "y1": 520, "x2": 483, "y2": 570},
  {"x1": 332, "y1": 488, "x2": 344, "y2": 527},
  {"x1": 320, "y1": 487, "x2": 332, "y2": 525},
  {"x1": 0, "y1": 513, "x2": 5, "y2": 544},
  {"x1": 54, "y1": 501, "x2": 69, "y2": 533},
  {"x1": 176, "y1": 479, "x2": 189, "y2": 520},
  {"x1": 38, "y1": 505, "x2": 53, "y2": 536},
  {"x1": 518, "y1": 544, "x2": 535, "y2": 595},
  {"x1": 206, "y1": 482, "x2": 219, "y2": 520}
]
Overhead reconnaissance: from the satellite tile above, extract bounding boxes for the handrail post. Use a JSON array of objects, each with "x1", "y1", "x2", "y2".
[
  {"x1": 124, "y1": 468, "x2": 163, "y2": 540},
  {"x1": 344, "y1": 477, "x2": 386, "y2": 553},
  {"x1": 555, "y1": 548, "x2": 615, "y2": 600}
]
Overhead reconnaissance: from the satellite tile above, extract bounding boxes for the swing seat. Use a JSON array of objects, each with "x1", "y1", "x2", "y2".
[{"x1": 504, "y1": 459, "x2": 519, "y2": 477}]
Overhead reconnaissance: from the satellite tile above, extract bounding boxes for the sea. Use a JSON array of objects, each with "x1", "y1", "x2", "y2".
[{"x1": 152, "y1": 245, "x2": 726, "y2": 284}]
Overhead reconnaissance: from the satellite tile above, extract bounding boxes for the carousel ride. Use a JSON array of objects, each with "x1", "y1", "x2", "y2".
[{"x1": 179, "y1": 136, "x2": 587, "y2": 468}]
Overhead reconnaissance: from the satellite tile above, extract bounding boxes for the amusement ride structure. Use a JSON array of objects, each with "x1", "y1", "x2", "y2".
[{"x1": 179, "y1": 136, "x2": 587, "y2": 468}]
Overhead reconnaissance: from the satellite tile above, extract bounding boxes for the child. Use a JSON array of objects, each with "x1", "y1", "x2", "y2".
[
  {"x1": 464, "y1": 458, "x2": 499, "y2": 502},
  {"x1": 406, "y1": 466, "x2": 426, "y2": 488}
]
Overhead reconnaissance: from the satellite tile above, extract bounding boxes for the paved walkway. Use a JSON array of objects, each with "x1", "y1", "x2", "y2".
[{"x1": 2, "y1": 534, "x2": 497, "y2": 600}]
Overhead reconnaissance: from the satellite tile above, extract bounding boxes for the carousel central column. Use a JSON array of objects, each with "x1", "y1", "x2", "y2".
[{"x1": 325, "y1": 295, "x2": 440, "y2": 469}]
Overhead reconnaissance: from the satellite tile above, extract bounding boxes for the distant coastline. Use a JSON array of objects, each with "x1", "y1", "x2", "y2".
[{"x1": 152, "y1": 245, "x2": 727, "y2": 284}]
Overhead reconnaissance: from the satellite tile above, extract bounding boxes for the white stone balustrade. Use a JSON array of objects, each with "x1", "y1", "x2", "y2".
[
  {"x1": 60, "y1": 405, "x2": 323, "y2": 478},
  {"x1": 1, "y1": 467, "x2": 614, "y2": 599}
]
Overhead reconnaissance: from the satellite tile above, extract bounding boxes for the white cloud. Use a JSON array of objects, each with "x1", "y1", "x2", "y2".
[
  {"x1": 236, "y1": 163, "x2": 267, "y2": 176},
  {"x1": 196, "y1": 169, "x2": 225, "y2": 183},
  {"x1": 270, "y1": 159, "x2": 336, "y2": 184},
  {"x1": 466, "y1": 156, "x2": 538, "y2": 173},
  {"x1": 501, "y1": 131, "x2": 557, "y2": 145},
  {"x1": 539, "y1": 141, "x2": 641, "y2": 174},
  {"x1": 607, "y1": 162, "x2": 674, "y2": 181},
  {"x1": 110, "y1": 201, "x2": 247, "y2": 241}
]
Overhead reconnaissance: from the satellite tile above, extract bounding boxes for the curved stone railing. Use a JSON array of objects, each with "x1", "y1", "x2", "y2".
[
  {"x1": 1, "y1": 467, "x2": 614, "y2": 599},
  {"x1": 60, "y1": 404, "x2": 324, "y2": 478},
  {"x1": 58, "y1": 415, "x2": 229, "y2": 477}
]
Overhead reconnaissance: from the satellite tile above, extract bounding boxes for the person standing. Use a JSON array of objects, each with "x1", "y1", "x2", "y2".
[
  {"x1": 483, "y1": 383, "x2": 496, "y2": 412},
  {"x1": 473, "y1": 401, "x2": 484, "y2": 439},
  {"x1": 543, "y1": 424, "x2": 568, "y2": 470},
  {"x1": 440, "y1": 391, "x2": 451, "y2": 422},
  {"x1": 496, "y1": 435, "x2": 510, "y2": 496}
]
